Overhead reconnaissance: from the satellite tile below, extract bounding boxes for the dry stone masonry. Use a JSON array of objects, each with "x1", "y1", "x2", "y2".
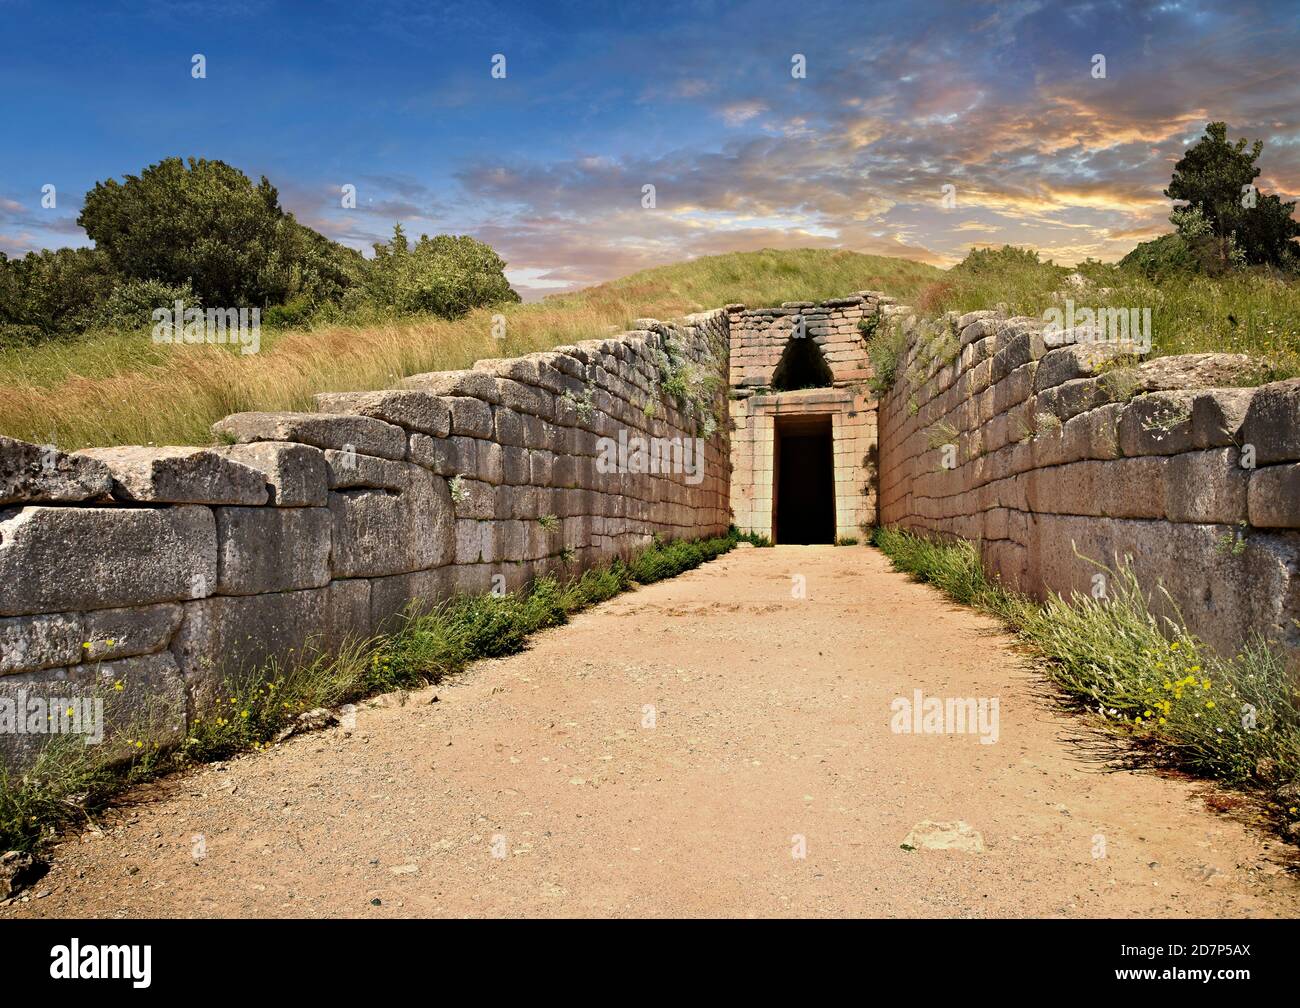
[
  {"x1": 0, "y1": 313, "x2": 730, "y2": 768},
  {"x1": 878, "y1": 306, "x2": 1300, "y2": 666}
]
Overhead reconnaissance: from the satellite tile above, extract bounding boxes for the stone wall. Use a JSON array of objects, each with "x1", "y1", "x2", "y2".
[
  {"x1": 0, "y1": 312, "x2": 731, "y2": 769},
  {"x1": 878, "y1": 305, "x2": 1300, "y2": 665}
]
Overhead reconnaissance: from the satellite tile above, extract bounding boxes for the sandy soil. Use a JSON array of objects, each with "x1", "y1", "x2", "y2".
[{"x1": 5, "y1": 544, "x2": 1298, "y2": 918}]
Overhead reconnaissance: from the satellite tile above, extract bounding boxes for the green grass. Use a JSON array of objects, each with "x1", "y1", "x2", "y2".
[
  {"x1": 0, "y1": 248, "x2": 941, "y2": 451},
  {"x1": 0, "y1": 532, "x2": 738, "y2": 854},
  {"x1": 913, "y1": 250, "x2": 1300, "y2": 381},
  {"x1": 871, "y1": 526, "x2": 1300, "y2": 827}
]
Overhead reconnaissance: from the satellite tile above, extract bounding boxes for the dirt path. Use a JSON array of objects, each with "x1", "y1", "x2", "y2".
[{"x1": 6, "y1": 545, "x2": 1298, "y2": 918}]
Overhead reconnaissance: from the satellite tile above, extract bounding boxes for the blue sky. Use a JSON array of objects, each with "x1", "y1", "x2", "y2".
[{"x1": 2, "y1": 0, "x2": 1298, "y2": 298}]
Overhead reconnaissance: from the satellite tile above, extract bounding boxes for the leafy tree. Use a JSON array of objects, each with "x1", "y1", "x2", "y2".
[
  {"x1": 1164, "y1": 122, "x2": 1300, "y2": 270},
  {"x1": 0, "y1": 247, "x2": 118, "y2": 344},
  {"x1": 364, "y1": 225, "x2": 520, "y2": 318},
  {"x1": 78, "y1": 157, "x2": 363, "y2": 307}
]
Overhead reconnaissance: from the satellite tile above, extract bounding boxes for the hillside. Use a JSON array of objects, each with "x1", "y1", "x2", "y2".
[{"x1": 0, "y1": 249, "x2": 941, "y2": 450}]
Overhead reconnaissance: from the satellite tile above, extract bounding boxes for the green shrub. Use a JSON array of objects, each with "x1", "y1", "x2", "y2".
[{"x1": 364, "y1": 225, "x2": 520, "y2": 320}]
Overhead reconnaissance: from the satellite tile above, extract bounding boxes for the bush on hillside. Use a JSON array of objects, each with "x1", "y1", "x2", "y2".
[
  {"x1": 363, "y1": 225, "x2": 521, "y2": 319},
  {"x1": 0, "y1": 247, "x2": 118, "y2": 345}
]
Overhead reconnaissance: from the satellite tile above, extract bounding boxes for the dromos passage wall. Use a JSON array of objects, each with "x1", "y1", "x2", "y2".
[
  {"x1": 877, "y1": 304, "x2": 1300, "y2": 668},
  {"x1": 0, "y1": 312, "x2": 731, "y2": 769}
]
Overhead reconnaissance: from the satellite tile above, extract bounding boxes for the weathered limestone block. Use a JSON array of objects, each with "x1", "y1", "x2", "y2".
[
  {"x1": 501, "y1": 446, "x2": 530, "y2": 485},
  {"x1": 1165, "y1": 449, "x2": 1249, "y2": 524},
  {"x1": 1190, "y1": 388, "x2": 1255, "y2": 450},
  {"x1": 476, "y1": 440, "x2": 504, "y2": 485},
  {"x1": 1026, "y1": 458, "x2": 1166, "y2": 519},
  {"x1": 324, "y1": 449, "x2": 407, "y2": 490},
  {"x1": 213, "y1": 411, "x2": 405, "y2": 461},
  {"x1": 82, "y1": 603, "x2": 183, "y2": 662},
  {"x1": 329, "y1": 463, "x2": 453, "y2": 578},
  {"x1": 497, "y1": 519, "x2": 528, "y2": 561},
  {"x1": 172, "y1": 580, "x2": 369, "y2": 704},
  {"x1": 313, "y1": 389, "x2": 451, "y2": 438},
  {"x1": 448, "y1": 562, "x2": 495, "y2": 596},
  {"x1": 0, "y1": 613, "x2": 82, "y2": 675},
  {"x1": 454, "y1": 519, "x2": 499, "y2": 564},
  {"x1": 1034, "y1": 343, "x2": 1132, "y2": 393},
  {"x1": 1029, "y1": 514, "x2": 1300, "y2": 662},
  {"x1": 0, "y1": 506, "x2": 216, "y2": 616},
  {"x1": 446, "y1": 397, "x2": 494, "y2": 438},
  {"x1": 400, "y1": 369, "x2": 501, "y2": 404},
  {"x1": 407, "y1": 433, "x2": 466, "y2": 477},
  {"x1": 216, "y1": 442, "x2": 328, "y2": 506},
  {"x1": 1034, "y1": 375, "x2": 1120, "y2": 424},
  {"x1": 1117, "y1": 392, "x2": 1198, "y2": 456},
  {"x1": 452, "y1": 477, "x2": 495, "y2": 520},
  {"x1": 369, "y1": 566, "x2": 455, "y2": 632},
  {"x1": 1132, "y1": 353, "x2": 1267, "y2": 393},
  {"x1": 0, "y1": 652, "x2": 187, "y2": 771},
  {"x1": 78, "y1": 446, "x2": 267, "y2": 505},
  {"x1": 1248, "y1": 463, "x2": 1300, "y2": 528},
  {"x1": 1240, "y1": 379, "x2": 1300, "y2": 465},
  {"x1": 494, "y1": 407, "x2": 526, "y2": 447},
  {"x1": 0, "y1": 435, "x2": 111, "y2": 506},
  {"x1": 215, "y1": 506, "x2": 332, "y2": 594},
  {"x1": 496, "y1": 378, "x2": 554, "y2": 421},
  {"x1": 991, "y1": 331, "x2": 1044, "y2": 384}
]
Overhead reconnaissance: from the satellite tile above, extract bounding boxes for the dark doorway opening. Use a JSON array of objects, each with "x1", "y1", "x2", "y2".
[{"x1": 774, "y1": 414, "x2": 835, "y2": 544}]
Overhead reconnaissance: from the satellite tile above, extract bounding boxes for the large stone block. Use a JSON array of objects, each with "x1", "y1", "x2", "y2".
[
  {"x1": 172, "y1": 581, "x2": 369, "y2": 705},
  {"x1": 446, "y1": 397, "x2": 494, "y2": 438},
  {"x1": 1028, "y1": 515, "x2": 1300, "y2": 661},
  {"x1": 1034, "y1": 343, "x2": 1131, "y2": 393},
  {"x1": 215, "y1": 506, "x2": 332, "y2": 594},
  {"x1": 1248, "y1": 463, "x2": 1300, "y2": 528},
  {"x1": 216, "y1": 442, "x2": 328, "y2": 506},
  {"x1": 0, "y1": 435, "x2": 111, "y2": 507},
  {"x1": 1165, "y1": 449, "x2": 1249, "y2": 525},
  {"x1": 452, "y1": 477, "x2": 495, "y2": 520},
  {"x1": 0, "y1": 613, "x2": 82, "y2": 675},
  {"x1": 369, "y1": 566, "x2": 455, "y2": 632},
  {"x1": 78, "y1": 446, "x2": 267, "y2": 505},
  {"x1": 313, "y1": 389, "x2": 451, "y2": 437},
  {"x1": 0, "y1": 652, "x2": 187, "y2": 771},
  {"x1": 328, "y1": 464, "x2": 453, "y2": 577},
  {"x1": 0, "y1": 505, "x2": 216, "y2": 616},
  {"x1": 213, "y1": 411, "x2": 405, "y2": 461},
  {"x1": 1133, "y1": 353, "x2": 1266, "y2": 393},
  {"x1": 323, "y1": 450, "x2": 408, "y2": 490},
  {"x1": 82, "y1": 603, "x2": 183, "y2": 663},
  {"x1": 1189, "y1": 388, "x2": 1255, "y2": 451},
  {"x1": 1240, "y1": 379, "x2": 1300, "y2": 465},
  {"x1": 400, "y1": 369, "x2": 501, "y2": 404},
  {"x1": 1117, "y1": 392, "x2": 1198, "y2": 456}
]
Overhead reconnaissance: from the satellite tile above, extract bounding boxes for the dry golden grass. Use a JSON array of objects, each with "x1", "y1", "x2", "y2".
[{"x1": 0, "y1": 248, "x2": 941, "y2": 449}]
